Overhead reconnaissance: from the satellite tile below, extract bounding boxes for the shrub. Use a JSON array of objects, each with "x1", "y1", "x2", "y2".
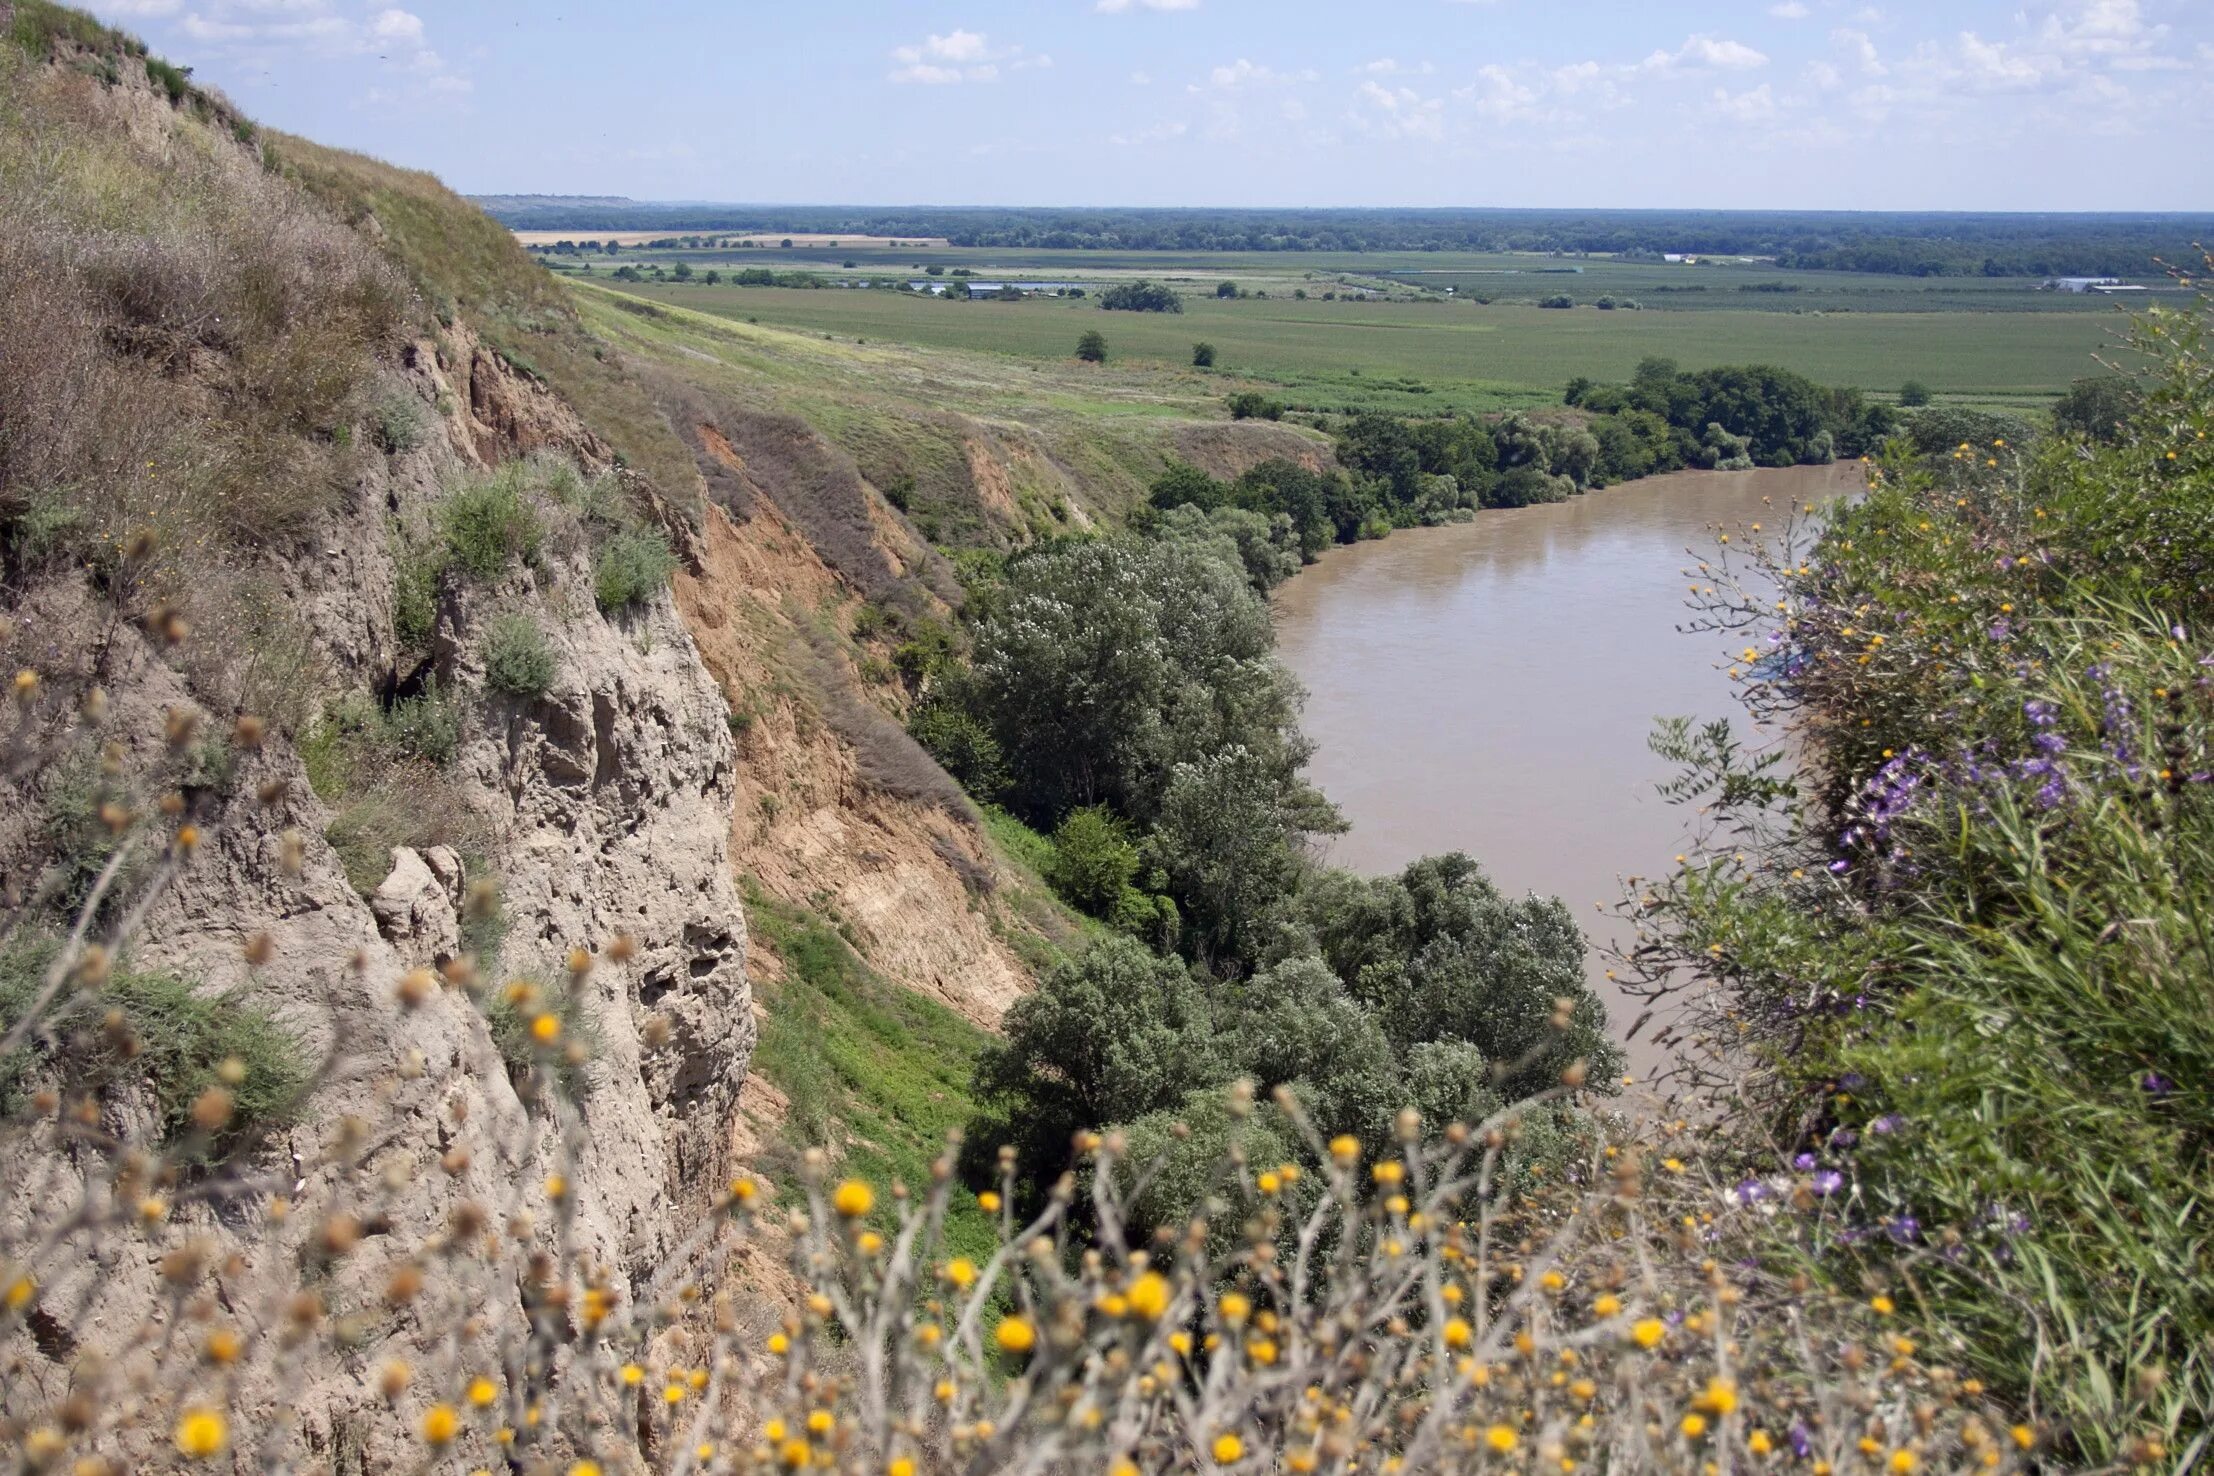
[
  {"x1": 1898, "y1": 378, "x2": 1934, "y2": 407},
  {"x1": 1075, "y1": 329, "x2": 1107, "y2": 364},
  {"x1": 1538, "y1": 293, "x2": 1575, "y2": 309},
  {"x1": 2050, "y1": 373, "x2": 2142, "y2": 443},
  {"x1": 384, "y1": 680, "x2": 464, "y2": 763},
  {"x1": 1226, "y1": 391, "x2": 1284, "y2": 421},
  {"x1": 482, "y1": 972, "x2": 599, "y2": 1103},
  {"x1": 441, "y1": 473, "x2": 544, "y2": 580},
  {"x1": 1903, "y1": 405, "x2": 2038, "y2": 457},
  {"x1": 369, "y1": 388, "x2": 428, "y2": 453},
  {"x1": 0, "y1": 940, "x2": 307, "y2": 1158},
  {"x1": 392, "y1": 541, "x2": 443, "y2": 649},
  {"x1": 909, "y1": 701, "x2": 1008, "y2": 800},
  {"x1": 481, "y1": 612, "x2": 556, "y2": 698},
  {"x1": 1191, "y1": 341, "x2": 1216, "y2": 368},
  {"x1": 593, "y1": 528, "x2": 675, "y2": 612},
  {"x1": 1045, "y1": 806, "x2": 1141, "y2": 916},
  {"x1": 1099, "y1": 280, "x2": 1181, "y2": 313}
]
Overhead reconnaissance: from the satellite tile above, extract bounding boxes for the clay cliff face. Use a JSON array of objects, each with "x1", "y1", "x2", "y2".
[{"x1": 0, "y1": 47, "x2": 754, "y2": 1461}]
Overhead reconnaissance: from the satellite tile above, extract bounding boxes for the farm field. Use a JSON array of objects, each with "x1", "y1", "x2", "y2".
[
  {"x1": 531, "y1": 239, "x2": 2174, "y2": 311},
  {"x1": 596, "y1": 279, "x2": 2131, "y2": 415}
]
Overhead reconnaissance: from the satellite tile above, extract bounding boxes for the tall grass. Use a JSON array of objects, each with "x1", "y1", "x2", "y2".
[{"x1": 1624, "y1": 279, "x2": 2214, "y2": 1462}]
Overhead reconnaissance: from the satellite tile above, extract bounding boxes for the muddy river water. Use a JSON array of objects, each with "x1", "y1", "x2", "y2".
[{"x1": 1272, "y1": 462, "x2": 1864, "y2": 1069}]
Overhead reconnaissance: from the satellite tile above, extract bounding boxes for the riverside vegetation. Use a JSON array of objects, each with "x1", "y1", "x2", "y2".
[{"x1": 0, "y1": 2, "x2": 2207, "y2": 1469}]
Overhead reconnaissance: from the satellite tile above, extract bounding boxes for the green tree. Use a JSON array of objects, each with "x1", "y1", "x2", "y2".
[
  {"x1": 1076, "y1": 329, "x2": 1107, "y2": 363},
  {"x1": 1148, "y1": 461, "x2": 1226, "y2": 513},
  {"x1": 1149, "y1": 745, "x2": 1338, "y2": 964},
  {"x1": 1215, "y1": 281, "x2": 1240, "y2": 299},
  {"x1": 1047, "y1": 806, "x2": 1142, "y2": 916},
  {"x1": 1100, "y1": 281, "x2": 1183, "y2": 313},
  {"x1": 964, "y1": 535, "x2": 1307, "y2": 828},
  {"x1": 970, "y1": 938, "x2": 1222, "y2": 1181},
  {"x1": 1899, "y1": 379, "x2": 1934, "y2": 407},
  {"x1": 1191, "y1": 342, "x2": 1217, "y2": 368},
  {"x1": 2051, "y1": 374, "x2": 2143, "y2": 444}
]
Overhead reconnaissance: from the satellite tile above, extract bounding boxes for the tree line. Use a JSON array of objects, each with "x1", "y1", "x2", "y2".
[{"x1": 481, "y1": 200, "x2": 2212, "y2": 278}]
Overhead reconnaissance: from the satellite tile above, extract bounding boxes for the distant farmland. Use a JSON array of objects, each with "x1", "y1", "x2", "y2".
[{"x1": 601, "y1": 281, "x2": 2131, "y2": 415}]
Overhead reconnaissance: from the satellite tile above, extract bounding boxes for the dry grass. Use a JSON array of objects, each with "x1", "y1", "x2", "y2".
[{"x1": 0, "y1": 39, "x2": 404, "y2": 587}]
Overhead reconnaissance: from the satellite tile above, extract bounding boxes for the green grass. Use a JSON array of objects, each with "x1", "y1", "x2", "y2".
[
  {"x1": 0, "y1": 938, "x2": 308, "y2": 1158},
  {"x1": 562, "y1": 282, "x2": 1326, "y2": 546},
  {"x1": 600, "y1": 282, "x2": 2127, "y2": 415},
  {"x1": 744, "y1": 888, "x2": 1000, "y2": 1265}
]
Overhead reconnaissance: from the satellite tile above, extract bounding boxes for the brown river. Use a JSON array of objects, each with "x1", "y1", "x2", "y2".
[{"x1": 1272, "y1": 463, "x2": 1864, "y2": 1072}]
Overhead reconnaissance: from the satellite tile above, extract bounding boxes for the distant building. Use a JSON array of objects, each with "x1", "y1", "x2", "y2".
[{"x1": 2044, "y1": 276, "x2": 2122, "y2": 293}]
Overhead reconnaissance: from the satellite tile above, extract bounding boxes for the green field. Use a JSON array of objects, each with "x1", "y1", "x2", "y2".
[{"x1": 598, "y1": 280, "x2": 2131, "y2": 415}]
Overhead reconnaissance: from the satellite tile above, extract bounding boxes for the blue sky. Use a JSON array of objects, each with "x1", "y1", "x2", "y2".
[{"x1": 87, "y1": 0, "x2": 2214, "y2": 210}]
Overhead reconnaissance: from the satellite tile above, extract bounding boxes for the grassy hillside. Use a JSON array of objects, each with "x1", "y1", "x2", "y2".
[
  {"x1": 264, "y1": 132, "x2": 705, "y2": 513},
  {"x1": 568, "y1": 282, "x2": 1330, "y2": 547}
]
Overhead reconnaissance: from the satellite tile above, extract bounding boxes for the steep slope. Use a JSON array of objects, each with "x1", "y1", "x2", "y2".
[{"x1": 0, "y1": 16, "x2": 760, "y2": 1463}]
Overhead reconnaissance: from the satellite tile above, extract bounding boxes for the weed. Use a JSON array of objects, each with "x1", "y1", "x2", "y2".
[
  {"x1": 481, "y1": 612, "x2": 556, "y2": 698},
  {"x1": 0, "y1": 939, "x2": 307, "y2": 1157},
  {"x1": 368, "y1": 386, "x2": 427, "y2": 453},
  {"x1": 441, "y1": 471, "x2": 543, "y2": 580},
  {"x1": 592, "y1": 528, "x2": 674, "y2": 613}
]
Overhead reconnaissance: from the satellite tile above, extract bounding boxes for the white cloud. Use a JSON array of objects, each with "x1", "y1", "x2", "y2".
[
  {"x1": 889, "y1": 29, "x2": 1044, "y2": 84},
  {"x1": 100, "y1": 0, "x2": 184, "y2": 14},
  {"x1": 1642, "y1": 34, "x2": 1770, "y2": 71},
  {"x1": 161, "y1": 0, "x2": 466, "y2": 98},
  {"x1": 1351, "y1": 79, "x2": 1446, "y2": 139},
  {"x1": 1096, "y1": 0, "x2": 1200, "y2": 11},
  {"x1": 1197, "y1": 58, "x2": 1316, "y2": 89},
  {"x1": 1458, "y1": 63, "x2": 1542, "y2": 121},
  {"x1": 367, "y1": 8, "x2": 424, "y2": 47},
  {"x1": 1769, "y1": 1, "x2": 1810, "y2": 18},
  {"x1": 1108, "y1": 119, "x2": 1190, "y2": 145},
  {"x1": 1130, "y1": 70, "x2": 1153, "y2": 85},
  {"x1": 1712, "y1": 82, "x2": 1778, "y2": 121},
  {"x1": 1360, "y1": 58, "x2": 1435, "y2": 76},
  {"x1": 1831, "y1": 27, "x2": 1887, "y2": 74}
]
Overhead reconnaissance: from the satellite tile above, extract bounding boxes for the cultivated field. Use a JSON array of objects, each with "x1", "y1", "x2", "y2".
[
  {"x1": 512, "y1": 229, "x2": 946, "y2": 248},
  {"x1": 597, "y1": 280, "x2": 2131, "y2": 415}
]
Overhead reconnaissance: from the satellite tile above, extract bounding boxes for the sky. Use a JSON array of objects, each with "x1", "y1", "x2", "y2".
[{"x1": 84, "y1": 0, "x2": 2214, "y2": 211}]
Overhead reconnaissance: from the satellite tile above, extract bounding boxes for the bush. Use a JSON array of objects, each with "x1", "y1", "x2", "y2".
[
  {"x1": 1191, "y1": 341, "x2": 1216, "y2": 368},
  {"x1": 481, "y1": 612, "x2": 556, "y2": 698},
  {"x1": 1632, "y1": 294, "x2": 2214, "y2": 1460},
  {"x1": 1075, "y1": 329, "x2": 1107, "y2": 364},
  {"x1": 1046, "y1": 806, "x2": 1141, "y2": 915},
  {"x1": 441, "y1": 473, "x2": 544, "y2": 580},
  {"x1": 369, "y1": 387, "x2": 428, "y2": 453},
  {"x1": 1226, "y1": 391, "x2": 1284, "y2": 421},
  {"x1": 908, "y1": 700, "x2": 1007, "y2": 800},
  {"x1": 1903, "y1": 405, "x2": 2039, "y2": 458},
  {"x1": 1538, "y1": 294, "x2": 1575, "y2": 309},
  {"x1": 0, "y1": 940, "x2": 307, "y2": 1158},
  {"x1": 1099, "y1": 280, "x2": 1181, "y2": 313},
  {"x1": 1898, "y1": 378, "x2": 1934, "y2": 407},
  {"x1": 593, "y1": 528, "x2": 676, "y2": 612},
  {"x1": 384, "y1": 680, "x2": 464, "y2": 763},
  {"x1": 2050, "y1": 373, "x2": 2142, "y2": 443}
]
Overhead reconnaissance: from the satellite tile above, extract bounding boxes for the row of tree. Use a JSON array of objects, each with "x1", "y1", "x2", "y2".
[{"x1": 484, "y1": 202, "x2": 2208, "y2": 278}]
